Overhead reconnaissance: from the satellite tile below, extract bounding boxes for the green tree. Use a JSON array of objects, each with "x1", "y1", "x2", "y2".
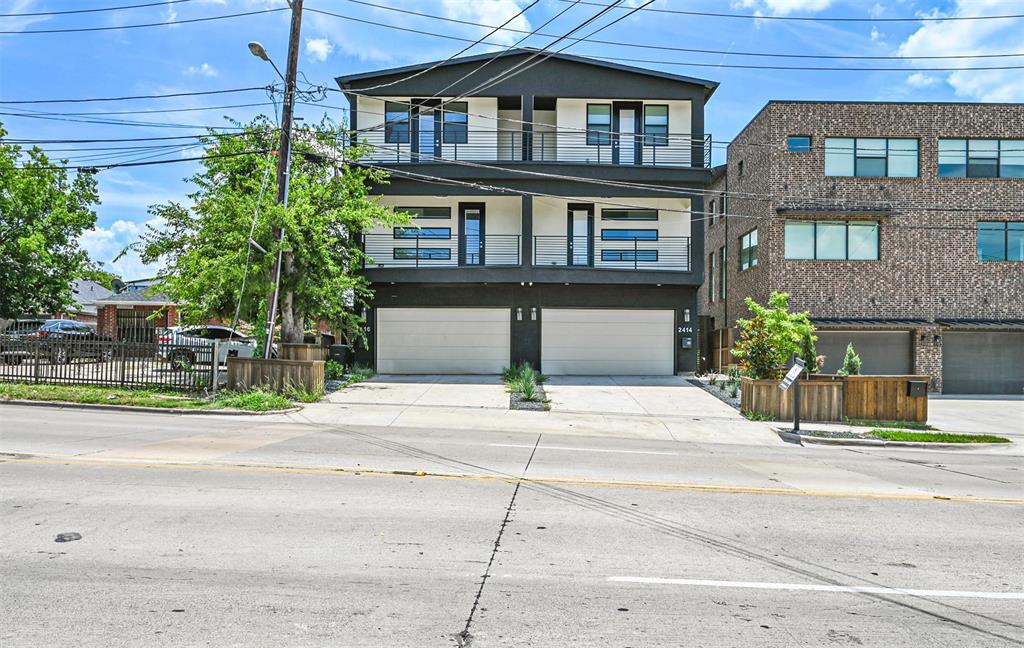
[
  {"x1": 78, "y1": 266, "x2": 120, "y2": 290},
  {"x1": 131, "y1": 116, "x2": 408, "y2": 343},
  {"x1": 836, "y1": 343, "x2": 862, "y2": 376},
  {"x1": 731, "y1": 291, "x2": 816, "y2": 379},
  {"x1": 0, "y1": 122, "x2": 100, "y2": 319}
]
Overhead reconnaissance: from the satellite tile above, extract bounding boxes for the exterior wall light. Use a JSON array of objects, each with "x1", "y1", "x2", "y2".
[
  {"x1": 516, "y1": 308, "x2": 523, "y2": 321},
  {"x1": 530, "y1": 307, "x2": 538, "y2": 321},
  {"x1": 684, "y1": 308, "x2": 691, "y2": 323}
]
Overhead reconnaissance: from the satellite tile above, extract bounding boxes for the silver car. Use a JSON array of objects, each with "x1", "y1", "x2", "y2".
[{"x1": 157, "y1": 325, "x2": 256, "y2": 367}]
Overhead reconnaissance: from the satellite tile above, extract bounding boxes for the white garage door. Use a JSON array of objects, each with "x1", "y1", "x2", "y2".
[
  {"x1": 542, "y1": 309, "x2": 674, "y2": 375},
  {"x1": 376, "y1": 308, "x2": 510, "y2": 374}
]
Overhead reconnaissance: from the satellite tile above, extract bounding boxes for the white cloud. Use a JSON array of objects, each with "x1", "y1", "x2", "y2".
[
  {"x1": 305, "y1": 37, "x2": 334, "y2": 62},
  {"x1": 898, "y1": 0, "x2": 1024, "y2": 101},
  {"x1": 0, "y1": 0, "x2": 51, "y2": 33},
  {"x1": 184, "y1": 63, "x2": 218, "y2": 77},
  {"x1": 439, "y1": 0, "x2": 533, "y2": 46},
  {"x1": 869, "y1": 26, "x2": 880, "y2": 41},
  {"x1": 80, "y1": 218, "x2": 164, "y2": 281},
  {"x1": 734, "y1": 0, "x2": 832, "y2": 16},
  {"x1": 906, "y1": 72, "x2": 938, "y2": 88}
]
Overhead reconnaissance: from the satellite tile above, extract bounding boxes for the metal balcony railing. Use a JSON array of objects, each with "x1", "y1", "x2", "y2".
[
  {"x1": 352, "y1": 130, "x2": 712, "y2": 168},
  {"x1": 362, "y1": 233, "x2": 521, "y2": 269},
  {"x1": 533, "y1": 235, "x2": 690, "y2": 272}
]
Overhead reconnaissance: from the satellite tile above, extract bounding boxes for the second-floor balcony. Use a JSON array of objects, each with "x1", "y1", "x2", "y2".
[
  {"x1": 353, "y1": 129, "x2": 712, "y2": 169},
  {"x1": 363, "y1": 232, "x2": 521, "y2": 269},
  {"x1": 534, "y1": 236, "x2": 691, "y2": 272}
]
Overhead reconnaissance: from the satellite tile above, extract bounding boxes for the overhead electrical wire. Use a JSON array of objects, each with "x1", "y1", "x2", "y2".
[
  {"x1": 339, "y1": 0, "x2": 1024, "y2": 61},
  {"x1": 0, "y1": 6, "x2": 288, "y2": 34},
  {"x1": 0, "y1": 0, "x2": 196, "y2": 17},
  {"x1": 0, "y1": 86, "x2": 275, "y2": 105}
]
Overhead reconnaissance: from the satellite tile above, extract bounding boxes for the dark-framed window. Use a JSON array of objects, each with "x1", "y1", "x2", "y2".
[
  {"x1": 393, "y1": 227, "x2": 451, "y2": 239},
  {"x1": 384, "y1": 101, "x2": 410, "y2": 144},
  {"x1": 601, "y1": 209, "x2": 658, "y2": 221},
  {"x1": 396, "y1": 207, "x2": 451, "y2": 219},
  {"x1": 602, "y1": 249, "x2": 658, "y2": 262},
  {"x1": 586, "y1": 104, "x2": 612, "y2": 146},
  {"x1": 978, "y1": 221, "x2": 1024, "y2": 261},
  {"x1": 442, "y1": 102, "x2": 468, "y2": 144},
  {"x1": 718, "y1": 246, "x2": 726, "y2": 299},
  {"x1": 600, "y1": 229, "x2": 658, "y2": 241},
  {"x1": 939, "y1": 139, "x2": 1024, "y2": 178},
  {"x1": 393, "y1": 247, "x2": 451, "y2": 260},
  {"x1": 824, "y1": 137, "x2": 918, "y2": 177},
  {"x1": 708, "y1": 252, "x2": 716, "y2": 302},
  {"x1": 709, "y1": 199, "x2": 716, "y2": 226},
  {"x1": 643, "y1": 104, "x2": 668, "y2": 147},
  {"x1": 786, "y1": 135, "x2": 812, "y2": 153},
  {"x1": 739, "y1": 229, "x2": 758, "y2": 270},
  {"x1": 784, "y1": 220, "x2": 880, "y2": 260}
]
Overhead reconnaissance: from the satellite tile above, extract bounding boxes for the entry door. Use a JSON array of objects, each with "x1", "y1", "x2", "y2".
[
  {"x1": 614, "y1": 102, "x2": 642, "y2": 165},
  {"x1": 459, "y1": 203, "x2": 485, "y2": 266},
  {"x1": 413, "y1": 101, "x2": 441, "y2": 160},
  {"x1": 567, "y1": 204, "x2": 594, "y2": 266}
]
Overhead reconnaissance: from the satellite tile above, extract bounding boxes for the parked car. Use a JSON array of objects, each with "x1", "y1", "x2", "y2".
[
  {"x1": 27, "y1": 319, "x2": 117, "y2": 364},
  {"x1": 0, "y1": 318, "x2": 47, "y2": 364},
  {"x1": 157, "y1": 325, "x2": 257, "y2": 367}
]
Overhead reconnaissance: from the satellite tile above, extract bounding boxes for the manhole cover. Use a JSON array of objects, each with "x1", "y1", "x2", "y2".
[{"x1": 55, "y1": 532, "x2": 82, "y2": 543}]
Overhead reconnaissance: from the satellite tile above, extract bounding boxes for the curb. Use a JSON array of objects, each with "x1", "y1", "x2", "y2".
[
  {"x1": 775, "y1": 429, "x2": 1009, "y2": 450},
  {"x1": 0, "y1": 399, "x2": 302, "y2": 417}
]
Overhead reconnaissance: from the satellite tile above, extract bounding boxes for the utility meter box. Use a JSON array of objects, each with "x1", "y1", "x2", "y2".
[{"x1": 907, "y1": 380, "x2": 928, "y2": 397}]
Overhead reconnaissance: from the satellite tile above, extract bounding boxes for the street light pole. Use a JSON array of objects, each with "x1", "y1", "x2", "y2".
[{"x1": 260, "y1": 0, "x2": 303, "y2": 359}]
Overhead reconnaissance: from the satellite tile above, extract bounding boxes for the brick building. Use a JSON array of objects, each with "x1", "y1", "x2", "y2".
[
  {"x1": 700, "y1": 101, "x2": 1024, "y2": 394},
  {"x1": 95, "y1": 279, "x2": 179, "y2": 342}
]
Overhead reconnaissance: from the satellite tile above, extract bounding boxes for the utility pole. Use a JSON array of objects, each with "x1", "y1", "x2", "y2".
[{"x1": 263, "y1": 0, "x2": 303, "y2": 359}]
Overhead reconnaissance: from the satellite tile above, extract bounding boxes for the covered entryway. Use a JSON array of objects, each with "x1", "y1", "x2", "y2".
[
  {"x1": 942, "y1": 331, "x2": 1024, "y2": 394},
  {"x1": 816, "y1": 331, "x2": 912, "y2": 375},
  {"x1": 541, "y1": 308, "x2": 674, "y2": 375},
  {"x1": 375, "y1": 308, "x2": 510, "y2": 374}
]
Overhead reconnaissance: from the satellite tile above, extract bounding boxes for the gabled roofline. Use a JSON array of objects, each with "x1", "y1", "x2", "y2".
[{"x1": 336, "y1": 48, "x2": 719, "y2": 98}]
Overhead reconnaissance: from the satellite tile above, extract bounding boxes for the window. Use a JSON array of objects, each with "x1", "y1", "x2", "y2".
[
  {"x1": 602, "y1": 250, "x2": 658, "y2": 262},
  {"x1": 977, "y1": 222, "x2": 1024, "y2": 261},
  {"x1": 393, "y1": 247, "x2": 451, "y2": 260},
  {"x1": 824, "y1": 137, "x2": 918, "y2": 177},
  {"x1": 708, "y1": 199, "x2": 716, "y2": 227},
  {"x1": 602, "y1": 209, "x2": 657, "y2": 221},
  {"x1": 442, "y1": 102, "x2": 468, "y2": 144},
  {"x1": 787, "y1": 135, "x2": 812, "y2": 153},
  {"x1": 708, "y1": 253, "x2": 716, "y2": 302},
  {"x1": 384, "y1": 101, "x2": 410, "y2": 144},
  {"x1": 739, "y1": 229, "x2": 758, "y2": 270},
  {"x1": 601, "y1": 229, "x2": 658, "y2": 240},
  {"x1": 643, "y1": 105, "x2": 668, "y2": 146},
  {"x1": 396, "y1": 207, "x2": 451, "y2": 219},
  {"x1": 586, "y1": 104, "x2": 611, "y2": 146},
  {"x1": 718, "y1": 246, "x2": 726, "y2": 299},
  {"x1": 393, "y1": 227, "x2": 451, "y2": 239},
  {"x1": 939, "y1": 139, "x2": 1024, "y2": 178},
  {"x1": 784, "y1": 220, "x2": 880, "y2": 260},
  {"x1": 738, "y1": 160, "x2": 744, "y2": 177}
]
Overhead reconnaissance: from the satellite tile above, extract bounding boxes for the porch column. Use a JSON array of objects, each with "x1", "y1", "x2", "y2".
[
  {"x1": 521, "y1": 194, "x2": 533, "y2": 273},
  {"x1": 913, "y1": 326, "x2": 943, "y2": 392},
  {"x1": 98, "y1": 305, "x2": 118, "y2": 339},
  {"x1": 521, "y1": 94, "x2": 533, "y2": 161}
]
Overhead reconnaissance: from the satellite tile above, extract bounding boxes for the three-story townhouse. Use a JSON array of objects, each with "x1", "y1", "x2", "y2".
[{"x1": 337, "y1": 49, "x2": 717, "y2": 375}]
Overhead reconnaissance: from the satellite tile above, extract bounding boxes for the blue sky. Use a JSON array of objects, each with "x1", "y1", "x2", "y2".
[{"x1": 2, "y1": 0, "x2": 1022, "y2": 279}]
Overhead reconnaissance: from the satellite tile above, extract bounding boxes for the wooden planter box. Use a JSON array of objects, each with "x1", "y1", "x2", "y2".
[
  {"x1": 279, "y1": 343, "x2": 327, "y2": 362},
  {"x1": 740, "y1": 377, "x2": 843, "y2": 422},
  {"x1": 226, "y1": 357, "x2": 325, "y2": 394},
  {"x1": 740, "y1": 374, "x2": 929, "y2": 422}
]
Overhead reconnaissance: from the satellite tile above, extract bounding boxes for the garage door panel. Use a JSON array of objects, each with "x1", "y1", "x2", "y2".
[
  {"x1": 376, "y1": 308, "x2": 510, "y2": 374},
  {"x1": 542, "y1": 309, "x2": 674, "y2": 375},
  {"x1": 816, "y1": 331, "x2": 912, "y2": 375},
  {"x1": 943, "y1": 332, "x2": 1024, "y2": 394}
]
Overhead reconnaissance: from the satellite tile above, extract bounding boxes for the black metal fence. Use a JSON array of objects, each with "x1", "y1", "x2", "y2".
[{"x1": 0, "y1": 336, "x2": 230, "y2": 390}]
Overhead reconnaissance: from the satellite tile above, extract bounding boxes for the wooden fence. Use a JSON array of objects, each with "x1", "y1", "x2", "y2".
[
  {"x1": 741, "y1": 375, "x2": 929, "y2": 422},
  {"x1": 226, "y1": 357, "x2": 324, "y2": 394}
]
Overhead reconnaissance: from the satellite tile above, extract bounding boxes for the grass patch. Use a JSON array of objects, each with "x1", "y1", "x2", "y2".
[
  {"x1": 344, "y1": 363, "x2": 375, "y2": 386},
  {"x1": 868, "y1": 429, "x2": 1010, "y2": 444},
  {"x1": 0, "y1": 382, "x2": 295, "y2": 412},
  {"x1": 847, "y1": 418, "x2": 934, "y2": 430},
  {"x1": 502, "y1": 362, "x2": 548, "y2": 404},
  {"x1": 743, "y1": 409, "x2": 773, "y2": 421}
]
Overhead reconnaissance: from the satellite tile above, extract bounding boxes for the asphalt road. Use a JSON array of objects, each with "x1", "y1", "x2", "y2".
[{"x1": 1, "y1": 404, "x2": 1022, "y2": 647}]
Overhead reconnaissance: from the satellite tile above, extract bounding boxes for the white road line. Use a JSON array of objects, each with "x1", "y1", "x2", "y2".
[
  {"x1": 489, "y1": 443, "x2": 677, "y2": 456},
  {"x1": 607, "y1": 576, "x2": 1024, "y2": 600}
]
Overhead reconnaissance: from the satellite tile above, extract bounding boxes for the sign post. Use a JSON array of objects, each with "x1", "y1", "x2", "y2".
[{"x1": 778, "y1": 356, "x2": 806, "y2": 434}]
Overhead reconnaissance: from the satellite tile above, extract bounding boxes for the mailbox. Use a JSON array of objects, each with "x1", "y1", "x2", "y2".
[
  {"x1": 907, "y1": 380, "x2": 928, "y2": 397},
  {"x1": 680, "y1": 337, "x2": 693, "y2": 349}
]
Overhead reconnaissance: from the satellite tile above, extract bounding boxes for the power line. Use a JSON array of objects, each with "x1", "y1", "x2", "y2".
[
  {"x1": 0, "y1": 6, "x2": 288, "y2": 34},
  {"x1": 11, "y1": 148, "x2": 269, "y2": 171},
  {"x1": 308, "y1": 10, "x2": 1024, "y2": 72},
  {"x1": 0, "y1": 86, "x2": 274, "y2": 105},
  {"x1": 553, "y1": 0, "x2": 1024, "y2": 23},
  {"x1": 340, "y1": 0, "x2": 1024, "y2": 61},
  {"x1": 0, "y1": 0, "x2": 195, "y2": 17},
  {"x1": 0, "y1": 102, "x2": 277, "y2": 117}
]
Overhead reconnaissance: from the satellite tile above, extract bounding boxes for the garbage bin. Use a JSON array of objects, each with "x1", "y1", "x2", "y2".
[{"x1": 328, "y1": 344, "x2": 351, "y2": 365}]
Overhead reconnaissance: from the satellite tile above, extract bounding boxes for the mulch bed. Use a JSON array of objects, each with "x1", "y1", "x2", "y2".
[{"x1": 509, "y1": 382, "x2": 549, "y2": 411}]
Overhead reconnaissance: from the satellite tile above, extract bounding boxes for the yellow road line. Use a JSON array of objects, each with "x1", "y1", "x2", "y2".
[{"x1": 2, "y1": 455, "x2": 1021, "y2": 506}]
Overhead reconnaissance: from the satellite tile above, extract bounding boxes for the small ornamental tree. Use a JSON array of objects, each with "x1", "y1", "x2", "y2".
[
  {"x1": 836, "y1": 343, "x2": 863, "y2": 376},
  {"x1": 732, "y1": 291, "x2": 817, "y2": 379}
]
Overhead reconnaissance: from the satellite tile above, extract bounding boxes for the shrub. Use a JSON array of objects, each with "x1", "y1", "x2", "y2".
[
  {"x1": 325, "y1": 359, "x2": 345, "y2": 381},
  {"x1": 285, "y1": 386, "x2": 324, "y2": 403},
  {"x1": 732, "y1": 292, "x2": 816, "y2": 380},
  {"x1": 727, "y1": 381, "x2": 739, "y2": 398},
  {"x1": 836, "y1": 343, "x2": 862, "y2": 376},
  {"x1": 215, "y1": 389, "x2": 292, "y2": 411},
  {"x1": 347, "y1": 363, "x2": 375, "y2": 383}
]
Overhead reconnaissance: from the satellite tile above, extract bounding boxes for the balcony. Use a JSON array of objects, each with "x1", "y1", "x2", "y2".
[
  {"x1": 533, "y1": 236, "x2": 690, "y2": 272},
  {"x1": 363, "y1": 233, "x2": 521, "y2": 269},
  {"x1": 353, "y1": 130, "x2": 712, "y2": 168}
]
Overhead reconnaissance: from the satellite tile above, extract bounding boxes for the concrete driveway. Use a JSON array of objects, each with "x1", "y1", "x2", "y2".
[
  {"x1": 543, "y1": 375, "x2": 739, "y2": 418},
  {"x1": 929, "y1": 395, "x2": 1024, "y2": 443},
  {"x1": 327, "y1": 374, "x2": 508, "y2": 409}
]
